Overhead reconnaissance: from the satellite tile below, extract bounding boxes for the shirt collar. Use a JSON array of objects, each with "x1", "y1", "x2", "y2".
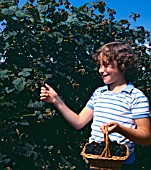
[
  {"x1": 100, "y1": 85, "x2": 108, "y2": 93},
  {"x1": 122, "y1": 82, "x2": 134, "y2": 93},
  {"x1": 101, "y1": 82, "x2": 134, "y2": 93}
]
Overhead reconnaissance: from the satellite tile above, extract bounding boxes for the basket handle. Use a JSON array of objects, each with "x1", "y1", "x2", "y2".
[{"x1": 101, "y1": 126, "x2": 111, "y2": 158}]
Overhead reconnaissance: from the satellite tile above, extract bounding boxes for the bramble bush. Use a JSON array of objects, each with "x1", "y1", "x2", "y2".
[{"x1": 0, "y1": 0, "x2": 151, "y2": 169}]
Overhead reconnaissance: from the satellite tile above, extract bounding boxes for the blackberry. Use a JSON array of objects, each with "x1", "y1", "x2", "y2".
[{"x1": 85, "y1": 141, "x2": 127, "y2": 157}]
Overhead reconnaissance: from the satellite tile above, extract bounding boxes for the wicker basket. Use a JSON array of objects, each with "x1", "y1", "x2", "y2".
[{"x1": 81, "y1": 127, "x2": 129, "y2": 170}]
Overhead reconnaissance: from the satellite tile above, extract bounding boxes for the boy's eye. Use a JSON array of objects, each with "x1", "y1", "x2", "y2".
[{"x1": 104, "y1": 63, "x2": 110, "y2": 67}]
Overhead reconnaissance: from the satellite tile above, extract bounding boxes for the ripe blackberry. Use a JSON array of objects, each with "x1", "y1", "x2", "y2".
[{"x1": 85, "y1": 140, "x2": 127, "y2": 157}]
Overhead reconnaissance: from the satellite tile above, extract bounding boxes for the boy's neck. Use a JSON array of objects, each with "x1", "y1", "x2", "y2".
[{"x1": 109, "y1": 80, "x2": 128, "y2": 93}]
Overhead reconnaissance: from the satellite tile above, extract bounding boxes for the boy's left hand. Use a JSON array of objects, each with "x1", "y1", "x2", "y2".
[{"x1": 100, "y1": 121, "x2": 120, "y2": 134}]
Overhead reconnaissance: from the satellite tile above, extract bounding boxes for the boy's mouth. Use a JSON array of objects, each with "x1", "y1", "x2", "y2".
[{"x1": 102, "y1": 74, "x2": 109, "y2": 78}]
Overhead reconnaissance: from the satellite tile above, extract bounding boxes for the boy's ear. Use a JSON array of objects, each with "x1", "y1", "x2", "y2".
[{"x1": 111, "y1": 59, "x2": 118, "y2": 68}]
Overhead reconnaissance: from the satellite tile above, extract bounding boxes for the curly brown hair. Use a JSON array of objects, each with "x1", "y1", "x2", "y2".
[{"x1": 92, "y1": 42, "x2": 138, "y2": 81}]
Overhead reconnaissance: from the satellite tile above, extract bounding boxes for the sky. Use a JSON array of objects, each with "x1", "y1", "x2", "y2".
[{"x1": 18, "y1": 0, "x2": 151, "y2": 32}]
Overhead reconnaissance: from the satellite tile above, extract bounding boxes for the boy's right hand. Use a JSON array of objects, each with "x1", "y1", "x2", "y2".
[{"x1": 40, "y1": 84, "x2": 59, "y2": 104}]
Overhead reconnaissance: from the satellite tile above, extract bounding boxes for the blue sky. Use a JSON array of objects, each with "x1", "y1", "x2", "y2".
[{"x1": 19, "y1": 0, "x2": 151, "y2": 32}]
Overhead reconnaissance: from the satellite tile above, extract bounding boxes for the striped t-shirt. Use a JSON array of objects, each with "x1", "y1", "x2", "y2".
[{"x1": 86, "y1": 82, "x2": 150, "y2": 164}]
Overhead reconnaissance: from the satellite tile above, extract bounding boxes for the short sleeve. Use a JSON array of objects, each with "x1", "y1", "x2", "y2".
[
  {"x1": 131, "y1": 91, "x2": 150, "y2": 119},
  {"x1": 86, "y1": 88, "x2": 100, "y2": 110},
  {"x1": 86, "y1": 93, "x2": 95, "y2": 110}
]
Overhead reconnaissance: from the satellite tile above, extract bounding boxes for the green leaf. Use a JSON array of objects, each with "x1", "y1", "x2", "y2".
[
  {"x1": 23, "y1": 68, "x2": 32, "y2": 72},
  {"x1": 29, "y1": 0, "x2": 35, "y2": 3},
  {"x1": 28, "y1": 100, "x2": 44, "y2": 108},
  {"x1": 74, "y1": 38, "x2": 84, "y2": 45},
  {"x1": 98, "y1": 5, "x2": 105, "y2": 14},
  {"x1": 37, "y1": 4, "x2": 48, "y2": 13},
  {"x1": 15, "y1": 10, "x2": 27, "y2": 18},
  {"x1": 12, "y1": 77, "x2": 26, "y2": 92},
  {"x1": 3, "y1": 158, "x2": 11, "y2": 164},
  {"x1": 119, "y1": 19, "x2": 129, "y2": 25},
  {"x1": 77, "y1": 4, "x2": 88, "y2": 12},
  {"x1": 9, "y1": 5, "x2": 18, "y2": 13},
  {"x1": 53, "y1": 32, "x2": 63, "y2": 37},
  {"x1": 133, "y1": 17, "x2": 136, "y2": 22},
  {"x1": 84, "y1": 34, "x2": 92, "y2": 39},
  {"x1": 37, "y1": 114, "x2": 43, "y2": 119},
  {"x1": 61, "y1": 156, "x2": 73, "y2": 168},
  {"x1": 19, "y1": 121, "x2": 29, "y2": 126},
  {"x1": 5, "y1": 87, "x2": 15, "y2": 93},
  {"x1": 0, "y1": 69, "x2": 9, "y2": 80},
  {"x1": 32, "y1": 151, "x2": 38, "y2": 160},
  {"x1": 113, "y1": 24, "x2": 122, "y2": 29},
  {"x1": 0, "y1": 101, "x2": 15, "y2": 107},
  {"x1": 18, "y1": 71, "x2": 30, "y2": 77},
  {"x1": 4, "y1": 42, "x2": 10, "y2": 50},
  {"x1": 137, "y1": 38, "x2": 145, "y2": 44},
  {"x1": 56, "y1": 37, "x2": 63, "y2": 44},
  {"x1": 45, "y1": 74, "x2": 52, "y2": 79},
  {"x1": 1, "y1": 8, "x2": 10, "y2": 15},
  {"x1": 67, "y1": 15, "x2": 74, "y2": 23}
]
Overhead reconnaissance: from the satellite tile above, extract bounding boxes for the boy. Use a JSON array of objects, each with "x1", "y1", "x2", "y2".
[{"x1": 40, "y1": 42, "x2": 151, "y2": 170}]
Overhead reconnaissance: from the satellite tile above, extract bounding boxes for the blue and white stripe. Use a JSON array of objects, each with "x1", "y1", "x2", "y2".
[{"x1": 86, "y1": 82, "x2": 150, "y2": 163}]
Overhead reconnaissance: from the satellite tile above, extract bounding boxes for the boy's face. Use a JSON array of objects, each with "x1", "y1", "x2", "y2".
[{"x1": 98, "y1": 59, "x2": 125, "y2": 85}]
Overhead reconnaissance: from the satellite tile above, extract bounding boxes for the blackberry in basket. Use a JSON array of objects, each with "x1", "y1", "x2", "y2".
[
  {"x1": 85, "y1": 140, "x2": 127, "y2": 157},
  {"x1": 81, "y1": 127, "x2": 129, "y2": 170}
]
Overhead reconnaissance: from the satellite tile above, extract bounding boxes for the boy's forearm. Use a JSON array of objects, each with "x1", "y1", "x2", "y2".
[
  {"x1": 118, "y1": 124, "x2": 151, "y2": 146},
  {"x1": 53, "y1": 97, "x2": 80, "y2": 130}
]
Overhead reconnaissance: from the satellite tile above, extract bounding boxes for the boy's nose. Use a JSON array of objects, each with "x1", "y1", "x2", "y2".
[{"x1": 99, "y1": 65, "x2": 105, "y2": 73}]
